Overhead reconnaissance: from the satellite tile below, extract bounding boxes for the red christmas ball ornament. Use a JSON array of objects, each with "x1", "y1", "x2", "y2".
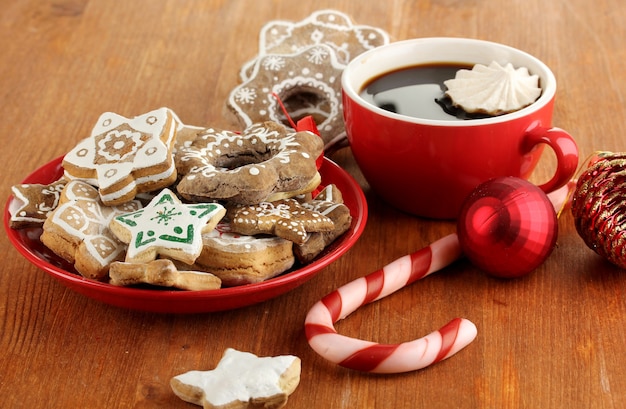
[{"x1": 457, "y1": 177, "x2": 558, "y2": 278}]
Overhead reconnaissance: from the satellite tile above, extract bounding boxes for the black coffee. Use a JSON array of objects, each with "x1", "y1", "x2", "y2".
[{"x1": 359, "y1": 63, "x2": 490, "y2": 121}]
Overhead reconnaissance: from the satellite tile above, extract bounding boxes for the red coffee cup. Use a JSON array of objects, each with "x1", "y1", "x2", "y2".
[{"x1": 342, "y1": 37, "x2": 578, "y2": 219}]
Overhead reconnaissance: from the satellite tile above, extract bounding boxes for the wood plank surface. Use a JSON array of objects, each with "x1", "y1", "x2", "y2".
[{"x1": 1, "y1": 0, "x2": 625, "y2": 408}]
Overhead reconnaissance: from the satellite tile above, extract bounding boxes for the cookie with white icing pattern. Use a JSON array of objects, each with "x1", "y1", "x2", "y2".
[
  {"x1": 228, "y1": 45, "x2": 346, "y2": 151},
  {"x1": 230, "y1": 10, "x2": 390, "y2": 152},
  {"x1": 175, "y1": 121, "x2": 323, "y2": 205},
  {"x1": 9, "y1": 179, "x2": 66, "y2": 229},
  {"x1": 238, "y1": 9, "x2": 390, "y2": 81},
  {"x1": 227, "y1": 198, "x2": 334, "y2": 245},
  {"x1": 109, "y1": 188, "x2": 225, "y2": 265},
  {"x1": 295, "y1": 184, "x2": 352, "y2": 263},
  {"x1": 40, "y1": 180, "x2": 142, "y2": 280},
  {"x1": 63, "y1": 107, "x2": 179, "y2": 206}
]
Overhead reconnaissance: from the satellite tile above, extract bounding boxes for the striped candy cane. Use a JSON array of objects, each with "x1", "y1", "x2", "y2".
[
  {"x1": 305, "y1": 233, "x2": 477, "y2": 374},
  {"x1": 305, "y1": 179, "x2": 575, "y2": 374}
]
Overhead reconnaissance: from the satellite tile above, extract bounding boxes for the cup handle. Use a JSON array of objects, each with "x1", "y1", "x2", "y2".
[{"x1": 522, "y1": 124, "x2": 579, "y2": 193}]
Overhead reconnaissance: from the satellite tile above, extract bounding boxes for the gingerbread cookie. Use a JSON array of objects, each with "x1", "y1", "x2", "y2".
[
  {"x1": 63, "y1": 107, "x2": 179, "y2": 206},
  {"x1": 227, "y1": 198, "x2": 334, "y2": 245},
  {"x1": 228, "y1": 44, "x2": 345, "y2": 151},
  {"x1": 109, "y1": 259, "x2": 222, "y2": 291},
  {"x1": 193, "y1": 221, "x2": 295, "y2": 286},
  {"x1": 170, "y1": 348, "x2": 301, "y2": 409},
  {"x1": 295, "y1": 184, "x2": 352, "y2": 263},
  {"x1": 40, "y1": 180, "x2": 142, "y2": 280},
  {"x1": 230, "y1": 10, "x2": 390, "y2": 152},
  {"x1": 239, "y1": 9, "x2": 390, "y2": 80},
  {"x1": 175, "y1": 121, "x2": 323, "y2": 205},
  {"x1": 168, "y1": 108, "x2": 208, "y2": 153},
  {"x1": 109, "y1": 188, "x2": 225, "y2": 265},
  {"x1": 9, "y1": 179, "x2": 66, "y2": 229}
]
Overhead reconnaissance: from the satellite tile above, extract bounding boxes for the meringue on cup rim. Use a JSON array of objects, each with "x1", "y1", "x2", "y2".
[{"x1": 341, "y1": 37, "x2": 579, "y2": 219}]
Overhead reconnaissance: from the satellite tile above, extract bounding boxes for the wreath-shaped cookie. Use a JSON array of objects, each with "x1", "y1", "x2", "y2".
[{"x1": 228, "y1": 44, "x2": 345, "y2": 151}]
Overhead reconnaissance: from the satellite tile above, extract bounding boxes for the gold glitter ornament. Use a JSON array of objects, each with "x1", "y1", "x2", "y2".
[{"x1": 571, "y1": 152, "x2": 626, "y2": 269}]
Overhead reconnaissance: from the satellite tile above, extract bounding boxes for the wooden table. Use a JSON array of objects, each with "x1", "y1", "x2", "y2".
[{"x1": 1, "y1": 1, "x2": 625, "y2": 408}]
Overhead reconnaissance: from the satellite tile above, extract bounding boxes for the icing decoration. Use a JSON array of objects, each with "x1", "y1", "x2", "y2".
[
  {"x1": 9, "y1": 179, "x2": 66, "y2": 228},
  {"x1": 230, "y1": 10, "x2": 389, "y2": 152},
  {"x1": 109, "y1": 259, "x2": 221, "y2": 291},
  {"x1": 176, "y1": 121, "x2": 323, "y2": 205},
  {"x1": 305, "y1": 177, "x2": 569, "y2": 373},
  {"x1": 41, "y1": 180, "x2": 142, "y2": 279},
  {"x1": 572, "y1": 151, "x2": 626, "y2": 269},
  {"x1": 301, "y1": 184, "x2": 345, "y2": 216},
  {"x1": 295, "y1": 184, "x2": 352, "y2": 263},
  {"x1": 62, "y1": 107, "x2": 179, "y2": 205},
  {"x1": 203, "y1": 221, "x2": 288, "y2": 253},
  {"x1": 228, "y1": 44, "x2": 346, "y2": 149},
  {"x1": 110, "y1": 188, "x2": 225, "y2": 264},
  {"x1": 170, "y1": 348, "x2": 301, "y2": 409},
  {"x1": 239, "y1": 9, "x2": 390, "y2": 81},
  {"x1": 228, "y1": 198, "x2": 334, "y2": 245}
]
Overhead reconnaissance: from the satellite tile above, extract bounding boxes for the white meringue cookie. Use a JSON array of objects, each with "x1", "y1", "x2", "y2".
[{"x1": 444, "y1": 61, "x2": 541, "y2": 115}]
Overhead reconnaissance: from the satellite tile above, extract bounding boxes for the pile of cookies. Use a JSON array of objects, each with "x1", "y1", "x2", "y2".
[
  {"x1": 9, "y1": 107, "x2": 352, "y2": 290},
  {"x1": 226, "y1": 9, "x2": 390, "y2": 154}
]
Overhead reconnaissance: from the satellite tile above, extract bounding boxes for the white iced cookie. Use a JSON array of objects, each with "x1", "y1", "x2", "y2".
[
  {"x1": 40, "y1": 180, "x2": 142, "y2": 280},
  {"x1": 109, "y1": 188, "x2": 225, "y2": 265},
  {"x1": 63, "y1": 107, "x2": 179, "y2": 206},
  {"x1": 444, "y1": 61, "x2": 542, "y2": 115},
  {"x1": 170, "y1": 348, "x2": 301, "y2": 409}
]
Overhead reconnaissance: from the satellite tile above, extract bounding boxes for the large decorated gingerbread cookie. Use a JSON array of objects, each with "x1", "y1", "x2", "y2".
[
  {"x1": 228, "y1": 10, "x2": 390, "y2": 152},
  {"x1": 63, "y1": 107, "x2": 179, "y2": 206}
]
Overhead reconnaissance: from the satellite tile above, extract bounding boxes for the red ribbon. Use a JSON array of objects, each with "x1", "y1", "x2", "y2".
[{"x1": 271, "y1": 92, "x2": 324, "y2": 170}]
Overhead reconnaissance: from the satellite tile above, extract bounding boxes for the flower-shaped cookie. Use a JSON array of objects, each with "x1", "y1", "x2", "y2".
[
  {"x1": 228, "y1": 44, "x2": 345, "y2": 148},
  {"x1": 229, "y1": 10, "x2": 389, "y2": 152},
  {"x1": 227, "y1": 198, "x2": 334, "y2": 245},
  {"x1": 109, "y1": 188, "x2": 225, "y2": 265},
  {"x1": 63, "y1": 107, "x2": 179, "y2": 206},
  {"x1": 170, "y1": 348, "x2": 301, "y2": 409},
  {"x1": 239, "y1": 9, "x2": 390, "y2": 81},
  {"x1": 40, "y1": 180, "x2": 142, "y2": 279}
]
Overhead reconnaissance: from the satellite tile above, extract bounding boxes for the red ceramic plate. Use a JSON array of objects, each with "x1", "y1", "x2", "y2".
[{"x1": 5, "y1": 156, "x2": 367, "y2": 313}]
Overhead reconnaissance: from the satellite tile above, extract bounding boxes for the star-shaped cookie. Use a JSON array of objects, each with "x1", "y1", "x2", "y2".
[
  {"x1": 62, "y1": 107, "x2": 179, "y2": 206},
  {"x1": 295, "y1": 184, "x2": 352, "y2": 263},
  {"x1": 40, "y1": 180, "x2": 142, "y2": 279},
  {"x1": 109, "y1": 188, "x2": 225, "y2": 264},
  {"x1": 170, "y1": 348, "x2": 301, "y2": 409},
  {"x1": 9, "y1": 179, "x2": 66, "y2": 229},
  {"x1": 228, "y1": 198, "x2": 334, "y2": 244}
]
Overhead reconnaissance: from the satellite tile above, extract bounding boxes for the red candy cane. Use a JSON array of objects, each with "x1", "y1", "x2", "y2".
[
  {"x1": 305, "y1": 180, "x2": 575, "y2": 374},
  {"x1": 305, "y1": 234, "x2": 476, "y2": 374}
]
